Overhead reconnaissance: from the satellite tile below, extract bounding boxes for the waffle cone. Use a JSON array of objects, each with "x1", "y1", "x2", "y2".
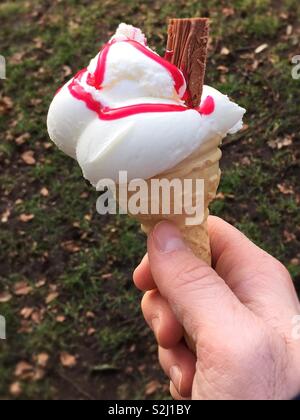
[{"x1": 120, "y1": 135, "x2": 222, "y2": 265}]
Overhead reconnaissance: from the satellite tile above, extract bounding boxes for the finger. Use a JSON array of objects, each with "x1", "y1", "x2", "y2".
[
  {"x1": 147, "y1": 221, "x2": 244, "y2": 342},
  {"x1": 170, "y1": 382, "x2": 191, "y2": 400},
  {"x1": 141, "y1": 290, "x2": 183, "y2": 349},
  {"x1": 159, "y1": 343, "x2": 196, "y2": 398},
  {"x1": 208, "y1": 216, "x2": 300, "y2": 325},
  {"x1": 133, "y1": 254, "x2": 156, "y2": 291}
]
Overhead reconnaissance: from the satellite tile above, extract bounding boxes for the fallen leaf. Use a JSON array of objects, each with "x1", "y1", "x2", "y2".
[
  {"x1": 268, "y1": 136, "x2": 293, "y2": 150},
  {"x1": 277, "y1": 184, "x2": 294, "y2": 195},
  {"x1": 217, "y1": 65, "x2": 229, "y2": 73},
  {"x1": 286, "y1": 25, "x2": 293, "y2": 36},
  {"x1": 35, "y1": 353, "x2": 49, "y2": 368},
  {"x1": 290, "y1": 258, "x2": 299, "y2": 266},
  {"x1": 61, "y1": 241, "x2": 81, "y2": 253},
  {"x1": 60, "y1": 352, "x2": 77, "y2": 368},
  {"x1": 145, "y1": 380, "x2": 161, "y2": 396},
  {"x1": 35, "y1": 278, "x2": 46, "y2": 288},
  {"x1": 19, "y1": 214, "x2": 35, "y2": 223},
  {"x1": 1, "y1": 209, "x2": 11, "y2": 223},
  {"x1": 221, "y1": 47, "x2": 230, "y2": 56},
  {"x1": 14, "y1": 281, "x2": 33, "y2": 296},
  {"x1": 45, "y1": 292, "x2": 59, "y2": 304},
  {"x1": 87, "y1": 328, "x2": 96, "y2": 336},
  {"x1": 20, "y1": 307, "x2": 34, "y2": 319},
  {"x1": 255, "y1": 44, "x2": 268, "y2": 54},
  {"x1": 40, "y1": 187, "x2": 49, "y2": 197},
  {"x1": 16, "y1": 133, "x2": 30, "y2": 145},
  {"x1": 56, "y1": 315, "x2": 66, "y2": 323},
  {"x1": 15, "y1": 361, "x2": 33, "y2": 378},
  {"x1": 0, "y1": 96, "x2": 13, "y2": 113},
  {"x1": 9, "y1": 382, "x2": 22, "y2": 397},
  {"x1": 63, "y1": 65, "x2": 72, "y2": 78},
  {"x1": 31, "y1": 310, "x2": 43, "y2": 324},
  {"x1": 21, "y1": 151, "x2": 36, "y2": 165},
  {"x1": 0, "y1": 292, "x2": 12, "y2": 303}
]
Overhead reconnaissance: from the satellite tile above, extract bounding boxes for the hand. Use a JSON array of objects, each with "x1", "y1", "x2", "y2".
[{"x1": 133, "y1": 217, "x2": 300, "y2": 400}]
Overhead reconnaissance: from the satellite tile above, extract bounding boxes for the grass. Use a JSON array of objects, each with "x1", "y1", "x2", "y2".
[{"x1": 0, "y1": 0, "x2": 299, "y2": 400}]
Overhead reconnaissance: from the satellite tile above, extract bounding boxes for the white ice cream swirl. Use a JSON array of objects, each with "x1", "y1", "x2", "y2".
[{"x1": 47, "y1": 23, "x2": 246, "y2": 186}]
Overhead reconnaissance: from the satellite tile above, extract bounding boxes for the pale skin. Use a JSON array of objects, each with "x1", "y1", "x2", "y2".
[{"x1": 133, "y1": 218, "x2": 300, "y2": 400}]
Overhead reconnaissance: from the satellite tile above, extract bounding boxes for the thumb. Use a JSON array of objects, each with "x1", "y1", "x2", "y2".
[{"x1": 147, "y1": 222, "x2": 243, "y2": 342}]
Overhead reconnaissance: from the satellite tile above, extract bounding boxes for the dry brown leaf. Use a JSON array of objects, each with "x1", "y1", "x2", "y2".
[
  {"x1": 1, "y1": 209, "x2": 11, "y2": 223},
  {"x1": 35, "y1": 278, "x2": 46, "y2": 288},
  {"x1": 221, "y1": 47, "x2": 230, "y2": 56},
  {"x1": 9, "y1": 382, "x2": 22, "y2": 397},
  {"x1": 20, "y1": 307, "x2": 34, "y2": 320},
  {"x1": 87, "y1": 328, "x2": 96, "y2": 336},
  {"x1": 14, "y1": 281, "x2": 33, "y2": 296},
  {"x1": 145, "y1": 380, "x2": 161, "y2": 396},
  {"x1": 217, "y1": 65, "x2": 229, "y2": 73},
  {"x1": 36, "y1": 353, "x2": 49, "y2": 368},
  {"x1": 63, "y1": 65, "x2": 72, "y2": 78},
  {"x1": 0, "y1": 96, "x2": 13, "y2": 113},
  {"x1": 16, "y1": 133, "x2": 30, "y2": 145},
  {"x1": 268, "y1": 136, "x2": 293, "y2": 150},
  {"x1": 61, "y1": 241, "x2": 81, "y2": 253},
  {"x1": 31, "y1": 310, "x2": 44, "y2": 324},
  {"x1": 15, "y1": 361, "x2": 33, "y2": 378},
  {"x1": 56, "y1": 315, "x2": 66, "y2": 323},
  {"x1": 19, "y1": 213, "x2": 35, "y2": 223},
  {"x1": 0, "y1": 291, "x2": 12, "y2": 303},
  {"x1": 21, "y1": 151, "x2": 36, "y2": 165},
  {"x1": 45, "y1": 292, "x2": 59, "y2": 304},
  {"x1": 60, "y1": 352, "x2": 77, "y2": 368},
  {"x1": 286, "y1": 25, "x2": 293, "y2": 36},
  {"x1": 277, "y1": 184, "x2": 294, "y2": 195},
  {"x1": 40, "y1": 187, "x2": 49, "y2": 197}
]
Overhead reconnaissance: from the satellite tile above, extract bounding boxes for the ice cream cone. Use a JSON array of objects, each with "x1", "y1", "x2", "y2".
[{"x1": 121, "y1": 134, "x2": 222, "y2": 265}]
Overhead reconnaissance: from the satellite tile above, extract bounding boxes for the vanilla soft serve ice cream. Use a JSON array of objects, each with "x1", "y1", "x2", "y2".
[{"x1": 47, "y1": 23, "x2": 246, "y2": 186}]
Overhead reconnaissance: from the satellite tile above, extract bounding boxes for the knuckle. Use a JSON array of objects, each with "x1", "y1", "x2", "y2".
[{"x1": 174, "y1": 263, "x2": 219, "y2": 292}]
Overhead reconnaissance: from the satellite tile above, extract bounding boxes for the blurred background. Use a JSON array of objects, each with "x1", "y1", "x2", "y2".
[{"x1": 0, "y1": 0, "x2": 299, "y2": 400}]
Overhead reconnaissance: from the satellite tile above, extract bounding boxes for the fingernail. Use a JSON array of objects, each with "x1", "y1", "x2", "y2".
[
  {"x1": 151, "y1": 317, "x2": 160, "y2": 339},
  {"x1": 152, "y1": 222, "x2": 188, "y2": 254},
  {"x1": 170, "y1": 365, "x2": 182, "y2": 394}
]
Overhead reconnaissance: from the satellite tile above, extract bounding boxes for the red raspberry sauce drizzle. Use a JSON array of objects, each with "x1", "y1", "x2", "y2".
[{"x1": 68, "y1": 40, "x2": 215, "y2": 121}]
